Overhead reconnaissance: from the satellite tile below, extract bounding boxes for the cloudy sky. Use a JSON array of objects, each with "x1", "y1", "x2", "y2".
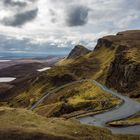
[{"x1": 0, "y1": 0, "x2": 140, "y2": 54}]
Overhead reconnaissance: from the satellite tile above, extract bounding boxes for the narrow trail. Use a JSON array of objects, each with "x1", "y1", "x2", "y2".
[{"x1": 30, "y1": 79, "x2": 140, "y2": 134}]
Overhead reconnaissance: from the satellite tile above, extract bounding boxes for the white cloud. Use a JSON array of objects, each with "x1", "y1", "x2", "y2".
[{"x1": 0, "y1": 0, "x2": 139, "y2": 52}]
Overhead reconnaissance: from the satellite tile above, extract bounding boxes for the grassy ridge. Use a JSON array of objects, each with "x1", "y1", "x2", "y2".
[
  {"x1": 0, "y1": 107, "x2": 139, "y2": 140},
  {"x1": 35, "y1": 81, "x2": 121, "y2": 118}
]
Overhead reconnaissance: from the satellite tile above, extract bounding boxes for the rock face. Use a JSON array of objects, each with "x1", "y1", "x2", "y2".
[
  {"x1": 97, "y1": 30, "x2": 140, "y2": 97},
  {"x1": 67, "y1": 45, "x2": 91, "y2": 59},
  {"x1": 106, "y1": 45, "x2": 140, "y2": 95}
]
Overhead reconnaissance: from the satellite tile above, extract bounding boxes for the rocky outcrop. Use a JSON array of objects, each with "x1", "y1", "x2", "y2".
[
  {"x1": 95, "y1": 30, "x2": 140, "y2": 50},
  {"x1": 106, "y1": 45, "x2": 140, "y2": 94},
  {"x1": 94, "y1": 38, "x2": 114, "y2": 50},
  {"x1": 67, "y1": 45, "x2": 91, "y2": 59}
]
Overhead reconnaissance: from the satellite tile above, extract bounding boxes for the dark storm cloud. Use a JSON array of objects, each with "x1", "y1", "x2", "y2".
[
  {"x1": 3, "y1": 0, "x2": 27, "y2": 7},
  {"x1": 65, "y1": 5, "x2": 90, "y2": 27},
  {"x1": 3, "y1": 0, "x2": 38, "y2": 7},
  {"x1": 2, "y1": 8, "x2": 38, "y2": 27}
]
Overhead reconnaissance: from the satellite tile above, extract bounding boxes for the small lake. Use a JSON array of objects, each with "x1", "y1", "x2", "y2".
[
  {"x1": 0, "y1": 60, "x2": 11, "y2": 62},
  {"x1": 0, "y1": 77, "x2": 16, "y2": 82},
  {"x1": 37, "y1": 67, "x2": 51, "y2": 72}
]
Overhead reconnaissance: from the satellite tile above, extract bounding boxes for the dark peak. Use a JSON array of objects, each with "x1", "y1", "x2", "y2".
[
  {"x1": 74, "y1": 45, "x2": 86, "y2": 49},
  {"x1": 67, "y1": 45, "x2": 91, "y2": 59}
]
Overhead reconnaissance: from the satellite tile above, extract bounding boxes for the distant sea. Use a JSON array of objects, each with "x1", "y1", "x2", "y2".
[{"x1": 0, "y1": 52, "x2": 66, "y2": 60}]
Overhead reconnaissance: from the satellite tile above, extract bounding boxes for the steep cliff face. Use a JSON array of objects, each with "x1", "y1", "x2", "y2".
[
  {"x1": 99, "y1": 30, "x2": 140, "y2": 98},
  {"x1": 106, "y1": 45, "x2": 140, "y2": 95}
]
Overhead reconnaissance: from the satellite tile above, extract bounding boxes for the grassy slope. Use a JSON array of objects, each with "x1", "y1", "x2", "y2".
[
  {"x1": 3, "y1": 66, "x2": 77, "y2": 108},
  {"x1": 3, "y1": 77, "x2": 51, "y2": 108},
  {"x1": 35, "y1": 81, "x2": 121, "y2": 118},
  {"x1": 57, "y1": 46, "x2": 116, "y2": 83},
  {"x1": 86, "y1": 46, "x2": 116, "y2": 83},
  {"x1": 125, "y1": 47, "x2": 140, "y2": 62},
  {"x1": 0, "y1": 107, "x2": 139, "y2": 140},
  {"x1": 108, "y1": 112, "x2": 140, "y2": 127},
  {"x1": 124, "y1": 47, "x2": 140, "y2": 101}
]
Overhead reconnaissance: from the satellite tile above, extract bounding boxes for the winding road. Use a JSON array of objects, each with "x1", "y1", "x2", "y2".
[{"x1": 30, "y1": 79, "x2": 140, "y2": 134}]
